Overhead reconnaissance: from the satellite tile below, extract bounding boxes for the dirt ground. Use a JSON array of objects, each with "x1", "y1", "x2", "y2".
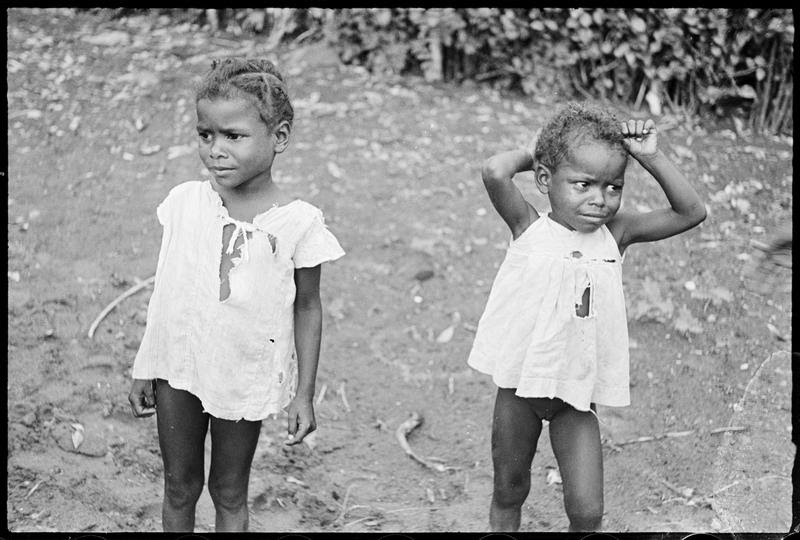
[{"x1": 6, "y1": 9, "x2": 794, "y2": 534}]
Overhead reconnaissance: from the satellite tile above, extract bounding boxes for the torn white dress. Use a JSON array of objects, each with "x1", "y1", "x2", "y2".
[
  {"x1": 132, "y1": 181, "x2": 345, "y2": 421},
  {"x1": 467, "y1": 213, "x2": 630, "y2": 411}
]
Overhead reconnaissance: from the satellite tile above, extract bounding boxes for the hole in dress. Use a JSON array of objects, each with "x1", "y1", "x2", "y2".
[
  {"x1": 575, "y1": 286, "x2": 591, "y2": 318},
  {"x1": 219, "y1": 223, "x2": 252, "y2": 302}
]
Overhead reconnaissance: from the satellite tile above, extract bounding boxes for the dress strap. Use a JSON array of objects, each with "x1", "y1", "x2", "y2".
[{"x1": 218, "y1": 213, "x2": 275, "y2": 261}]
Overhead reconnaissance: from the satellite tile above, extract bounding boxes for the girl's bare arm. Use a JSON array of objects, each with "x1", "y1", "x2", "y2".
[
  {"x1": 482, "y1": 149, "x2": 539, "y2": 240},
  {"x1": 610, "y1": 120, "x2": 706, "y2": 252},
  {"x1": 286, "y1": 264, "x2": 322, "y2": 445}
]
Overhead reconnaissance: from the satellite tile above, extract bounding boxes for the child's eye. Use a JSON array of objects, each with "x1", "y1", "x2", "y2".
[
  {"x1": 608, "y1": 184, "x2": 623, "y2": 193},
  {"x1": 227, "y1": 133, "x2": 243, "y2": 140},
  {"x1": 574, "y1": 181, "x2": 589, "y2": 190},
  {"x1": 197, "y1": 131, "x2": 211, "y2": 141}
]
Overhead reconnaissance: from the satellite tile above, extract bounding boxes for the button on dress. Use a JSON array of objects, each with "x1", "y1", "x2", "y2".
[
  {"x1": 132, "y1": 181, "x2": 345, "y2": 421},
  {"x1": 467, "y1": 214, "x2": 630, "y2": 411}
]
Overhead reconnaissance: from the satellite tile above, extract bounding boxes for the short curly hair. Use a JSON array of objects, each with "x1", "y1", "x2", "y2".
[
  {"x1": 196, "y1": 57, "x2": 293, "y2": 129},
  {"x1": 534, "y1": 101, "x2": 626, "y2": 170}
]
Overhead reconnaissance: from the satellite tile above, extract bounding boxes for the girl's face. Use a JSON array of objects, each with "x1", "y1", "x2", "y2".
[
  {"x1": 196, "y1": 97, "x2": 289, "y2": 194},
  {"x1": 537, "y1": 140, "x2": 627, "y2": 233}
]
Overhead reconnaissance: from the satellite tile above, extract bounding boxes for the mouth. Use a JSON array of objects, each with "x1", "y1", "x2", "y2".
[
  {"x1": 209, "y1": 166, "x2": 235, "y2": 175},
  {"x1": 580, "y1": 213, "x2": 609, "y2": 220}
]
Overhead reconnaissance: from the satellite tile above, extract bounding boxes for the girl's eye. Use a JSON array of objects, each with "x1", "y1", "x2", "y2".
[
  {"x1": 608, "y1": 185, "x2": 623, "y2": 193},
  {"x1": 227, "y1": 133, "x2": 243, "y2": 140},
  {"x1": 197, "y1": 132, "x2": 211, "y2": 141},
  {"x1": 574, "y1": 182, "x2": 589, "y2": 190}
]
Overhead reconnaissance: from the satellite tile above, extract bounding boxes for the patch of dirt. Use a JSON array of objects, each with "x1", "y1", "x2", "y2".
[{"x1": 6, "y1": 8, "x2": 793, "y2": 534}]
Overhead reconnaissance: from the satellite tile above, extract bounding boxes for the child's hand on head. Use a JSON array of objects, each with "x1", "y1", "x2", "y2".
[{"x1": 621, "y1": 118, "x2": 658, "y2": 159}]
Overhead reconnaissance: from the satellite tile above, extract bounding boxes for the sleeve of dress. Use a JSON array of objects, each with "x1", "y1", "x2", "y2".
[
  {"x1": 293, "y1": 208, "x2": 345, "y2": 268},
  {"x1": 155, "y1": 181, "x2": 196, "y2": 227},
  {"x1": 155, "y1": 191, "x2": 173, "y2": 227}
]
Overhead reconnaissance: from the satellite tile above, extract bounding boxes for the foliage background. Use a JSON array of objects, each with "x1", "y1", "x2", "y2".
[{"x1": 156, "y1": 8, "x2": 793, "y2": 135}]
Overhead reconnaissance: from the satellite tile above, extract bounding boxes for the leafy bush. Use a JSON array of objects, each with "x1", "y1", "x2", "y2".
[{"x1": 185, "y1": 8, "x2": 794, "y2": 134}]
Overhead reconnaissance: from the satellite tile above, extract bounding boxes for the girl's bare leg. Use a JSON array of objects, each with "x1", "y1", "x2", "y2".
[
  {"x1": 155, "y1": 379, "x2": 209, "y2": 532},
  {"x1": 490, "y1": 388, "x2": 542, "y2": 531},
  {"x1": 208, "y1": 416, "x2": 262, "y2": 532},
  {"x1": 549, "y1": 406, "x2": 604, "y2": 531}
]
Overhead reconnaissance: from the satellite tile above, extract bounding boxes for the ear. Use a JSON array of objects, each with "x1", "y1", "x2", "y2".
[
  {"x1": 534, "y1": 162, "x2": 551, "y2": 195},
  {"x1": 272, "y1": 120, "x2": 291, "y2": 153}
]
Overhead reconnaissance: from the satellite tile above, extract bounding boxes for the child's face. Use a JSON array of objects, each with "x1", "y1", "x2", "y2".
[
  {"x1": 541, "y1": 140, "x2": 627, "y2": 233},
  {"x1": 196, "y1": 97, "x2": 287, "y2": 192}
]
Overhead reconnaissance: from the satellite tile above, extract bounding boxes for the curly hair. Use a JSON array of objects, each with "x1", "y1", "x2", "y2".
[
  {"x1": 196, "y1": 57, "x2": 293, "y2": 129},
  {"x1": 534, "y1": 102, "x2": 626, "y2": 170}
]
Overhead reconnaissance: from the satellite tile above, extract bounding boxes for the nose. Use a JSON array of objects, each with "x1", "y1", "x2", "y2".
[
  {"x1": 588, "y1": 187, "x2": 606, "y2": 207},
  {"x1": 208, "y1": 137, "x2": 227, "y2": 159}
]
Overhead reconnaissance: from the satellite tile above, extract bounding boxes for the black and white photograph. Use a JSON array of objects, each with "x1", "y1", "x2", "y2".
[{"x1": 6, "y1": 7, "x2": 794, "y2": 535}]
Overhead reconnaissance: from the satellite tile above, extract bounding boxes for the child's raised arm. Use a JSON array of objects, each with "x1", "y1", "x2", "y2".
[
  {"x1": 610, "y1": 119, "x2": 706, "y2": 252},
  {"x1": 482, "y1": 149, "x2": 540, "y2": 239}
]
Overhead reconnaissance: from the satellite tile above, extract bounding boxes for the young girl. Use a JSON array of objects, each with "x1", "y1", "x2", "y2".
[
  {"x1": 467, "y1": 102, "x2": 706, "y2": 531},
  {"x1": 127, "y1": 57, "x2": 344, "y2": 532}
]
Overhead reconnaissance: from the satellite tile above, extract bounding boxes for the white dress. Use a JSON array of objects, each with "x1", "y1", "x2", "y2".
[
  {"x1": 467, "y1": 214, "x2": 630, "y2": 411},
  {"x1": 132, "y1": 181, "x2": 345, "y2": 421}
]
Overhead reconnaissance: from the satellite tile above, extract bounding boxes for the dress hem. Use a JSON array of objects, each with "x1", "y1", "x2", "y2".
[
  {"x1": 468, "y1": 356, "x2": 630, "y2": 411},
  {"x1": 153, "y1": 376, "x2": 292, "y2": 422}
]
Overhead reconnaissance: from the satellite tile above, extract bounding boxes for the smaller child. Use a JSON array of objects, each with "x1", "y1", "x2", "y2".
[
  {"x1": 467, "y1": 102, "x2": 706, "y2": 531},
  {"x1": 128, "y1": 57, "x2": 344, "y2": 532}
]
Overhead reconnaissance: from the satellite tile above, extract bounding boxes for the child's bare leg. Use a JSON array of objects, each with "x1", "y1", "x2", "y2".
[
  {"x1": 208, "y1": 416, "x2": 262, "y2": 532},
  {"x1": 155, "y1": 379, "x2": 209, "y2": 532},
  {"x1": 490, "y1": 388, "x2": 542, "y2": 531},
  {"x1": 549, "y1": 406, "x2": 603, "y2": 531}
]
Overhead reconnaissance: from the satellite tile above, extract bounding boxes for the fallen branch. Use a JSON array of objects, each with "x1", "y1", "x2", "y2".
[
  {"x1": 607, "y1": 425, "x2": 748, "y2": 449},
  {"x1": 315, "y1": 383, "x2": 328, "y2": 406},
  {"x1": 615, "y1": 429, "x2": 695, "y2": 446},
  {"x1": 335, "y1": 484, "x2": 356, "y2": 523},
  {"x1": 346, "y1": 503, "x2": 448, "y2": 528},
  {"x1": 87, "y1": 275, "x2": 155, "y2": 339},
  {"x1": 395, "y1": 412, "x2": 459, "y2": 473},
  {"x1": 709, "y1": 426, "x2": 747, "y2": 435},
  {"x1": 710, "y1": 481, "x2": 739, "y2": 497},
  {"x1": 24, "y1": 480, "x2": 44, "y2": 499},
  {"x1": 658, "y1": 478, "x2": 712, "y2": 508},
  {"x1": 338, "y1": 382, "x2": 351, "y2": 412},
  {"x1": 343, "y1": 516, "x2": 378, "y2": 529}
]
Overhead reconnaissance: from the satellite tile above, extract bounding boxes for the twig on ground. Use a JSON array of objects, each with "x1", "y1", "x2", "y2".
[
  {"x1": 395, "y1": 412, "x2": 459, "y2": 473},
  {"x1": 315, "y1": 383, "x2": 328, "y2": 406},
  {"x1": 658, "y1": 478, "x2": 714, "y2": 508},
  {"x1": 738, "y1": 353, "x2": 778, "y2": 413},
  {"x1": 660, "y1": 478, "x2": 691, "y2": 497},
  {"x1": 709, "y1": 426, "x2": 747, "y2": 435},
  {"x1": 338, "y1": 382, "x2": 351, "y2": 412},
  {"x1": 756, "y1": 474, "x2": 791, "y2": 482},
  {"x1": 710, "y1": 481, "x2": 739, "y2": 496},
  {"x1": 24, "y1": 480, "x2": 44, "y2": 499},
  {"x1": 87, "y1": 275, "x2": 155, "y2": 339},
  {"x1": 606, "y1": 425, "x2": 748, "y2": 450},
  {"x1": 615, "y1": 429, "x2": 695, "y2": 446},
  {"x1": 335, "y1": 484, "x2": 356, "y2": 523},
  {"x1": 343, "y1": 516, "x2": 376, "y2": 529},
  {"x1": 343, "y1": 504, "x2": 450, "y2": 529}
]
